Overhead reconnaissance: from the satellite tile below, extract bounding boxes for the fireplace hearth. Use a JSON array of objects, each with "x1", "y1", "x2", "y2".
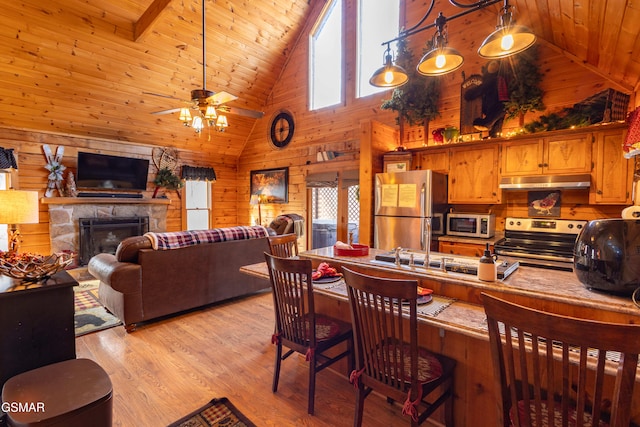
[{"x1": 79, "y1": 217, "x2": 149, "y2": 265}]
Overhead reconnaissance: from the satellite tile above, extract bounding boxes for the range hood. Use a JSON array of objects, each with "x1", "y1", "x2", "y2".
[{"x1": 499, "y1": 174, "x2": 591, "y2": 190}]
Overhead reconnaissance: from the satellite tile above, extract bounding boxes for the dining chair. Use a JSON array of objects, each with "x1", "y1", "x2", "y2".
[
  {"x1": 482, "y1": 292, "x2": 640, "y2": 427},
  {"x1": 342, "y1": 267, "x2": 456, "y2": 427},
  {"x1": 267, "y1": 233, "x2": 299, "y2": 257},
  {"x1": 264, "y1": 252, "x2": 353, "y2": 415}
]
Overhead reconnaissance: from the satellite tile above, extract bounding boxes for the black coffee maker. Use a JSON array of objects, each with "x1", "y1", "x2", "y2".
[{"x1": 574, "y1": 219, "x2": 640, "y2": 295}]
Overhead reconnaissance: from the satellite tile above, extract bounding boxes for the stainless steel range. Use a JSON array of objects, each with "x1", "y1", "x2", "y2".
[{"x1": 494, "y1": 217, "x2": 587, "y2": 271}]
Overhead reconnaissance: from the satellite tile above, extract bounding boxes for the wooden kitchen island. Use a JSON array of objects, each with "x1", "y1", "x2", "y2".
[{"x1": 241, "y1": 247, "x2": 640, "y2": 426}]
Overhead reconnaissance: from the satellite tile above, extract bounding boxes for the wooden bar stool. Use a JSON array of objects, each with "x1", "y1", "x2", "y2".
[{"x1": 1, "y1": 358, "x2": 112, "y2": 427}]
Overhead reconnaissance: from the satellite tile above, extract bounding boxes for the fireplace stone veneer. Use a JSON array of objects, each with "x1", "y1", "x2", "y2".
[{"x1": 43, "y1": 198, "x2": 169, "y2": 263}]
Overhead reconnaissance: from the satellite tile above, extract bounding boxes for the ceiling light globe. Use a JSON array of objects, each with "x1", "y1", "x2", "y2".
[{"x1": 435, "y1": 54, "x2": 446, "y2": 69}]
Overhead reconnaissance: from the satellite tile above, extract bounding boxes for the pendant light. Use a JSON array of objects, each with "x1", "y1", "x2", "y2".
[
  {"x1": 416, "y1": 13, "x2": 464, "y2": 76},
  {"x1": 369, "y1": 44, "x2": 409, "y2": 88},
  {"x1": 478, "y1": 1, "x2": 536, "y2": 59}
]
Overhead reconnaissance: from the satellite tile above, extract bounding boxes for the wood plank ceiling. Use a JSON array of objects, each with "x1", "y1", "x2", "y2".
[{"x1": 0, "y1": 0, "x2": 638, "y2": 159}]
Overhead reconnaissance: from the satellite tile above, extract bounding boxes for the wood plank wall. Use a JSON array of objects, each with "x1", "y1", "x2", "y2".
[
  {"x1": 237, "y1": 0, "x2": 633, "y2": 249},
  {"x1": 0, "y1": 127, "x2": 239, "y2": 255}
]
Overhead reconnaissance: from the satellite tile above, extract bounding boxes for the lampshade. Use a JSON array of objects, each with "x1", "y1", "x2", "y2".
[
  {"x1": 192, "y1": 115, "x2": 204, "y2": 133},
  {"x1": 204, "y1": 105, "x2": 217, "y2": 120},
  {"x1": 478, "y1": 7, "x2": 536, "y2": 59},
  {"x1": 417, "y1": 45, "x2": 464, "y2": 76},
  {"x1": 0, "y1": 189, "x2": 39, "y2": 225},
  {"x1": 179, "y1": 107, "x2": 192, "y2": 123},
  {"x1": 369, "y1": 53, "x2": 409, "y2": 88},
  {"x1": 249, "y1": 194, "x2": 260, "y2": 205},
  {"x1": 216, "y1": 115, "x2": 228, "y2": 131}
]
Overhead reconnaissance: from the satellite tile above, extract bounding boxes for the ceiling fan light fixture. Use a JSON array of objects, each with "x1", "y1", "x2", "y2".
[
  {"x1": 192, "y1": 115, "x2": 204, "y2": 133},
  {"x1": 204, "y1": 105, "x2": 217, "y2": 120},
  {"x1": 179, "y1": 107, "x2": 192, "y2": 124},
  {"x1": 478, "y1": 4, "x2": 536, "y2": 59},
  {"x1": 215, "y1": 115, "x2": 228, "y2": 132}
]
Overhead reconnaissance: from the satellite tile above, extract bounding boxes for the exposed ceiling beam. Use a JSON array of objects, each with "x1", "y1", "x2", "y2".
[{"x1": 134, "y1": 0, "x2": 174, "y2": 42}]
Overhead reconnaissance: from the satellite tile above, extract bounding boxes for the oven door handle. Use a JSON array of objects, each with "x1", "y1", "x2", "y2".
[{"x1": 495, "y1": 250, "x2": 574, "y2": 263}]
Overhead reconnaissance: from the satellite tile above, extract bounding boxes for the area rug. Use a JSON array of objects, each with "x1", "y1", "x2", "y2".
[
  {"x1": 167, "y1": 397, "x2": 256, "y2": 427},
  {"x1": 74, "y1": 279, "x2": 122, "y2": 336}
]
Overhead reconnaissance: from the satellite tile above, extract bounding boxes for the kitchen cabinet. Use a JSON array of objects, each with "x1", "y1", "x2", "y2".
[
  {"x1": 590, "y1": 128, "x2": 633, "y2": 204},
  {"x1": 448, "y1": 144, "x2": 501, "y2": 204},
  {"x1": 501, "y1": 133, "x2": 592, "y2": 176},
  {"x1": 414, "y1": 148, "x2": 449, "y2": 173},
  {"x1": 439, "y1": 241, "x2": 492, "y2": 257}
]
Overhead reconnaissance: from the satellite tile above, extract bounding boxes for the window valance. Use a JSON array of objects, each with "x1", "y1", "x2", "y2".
[
  {"x1": 305, "y1": 171, "x2": 338, "y2": 188},
  {"x1": 0, "y1": 147, "x2": 17, "y2": 170},
  {"x1": 181, "y1": 166, "x2": 216, "y2": 182},
  {"x1": 341, "y1": 169, "x2": 359, "y2": 189}
]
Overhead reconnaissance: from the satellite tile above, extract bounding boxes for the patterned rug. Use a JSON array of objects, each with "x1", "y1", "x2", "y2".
[
  {"x1": 167, "y1": 397, "x2": 255, "y2": 427},
  {"x1": 74, "y1": 279, "x2": 122, "y2": 336}
]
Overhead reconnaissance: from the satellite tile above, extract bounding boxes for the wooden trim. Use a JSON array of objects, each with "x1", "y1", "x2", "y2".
[{"x1": 41, "y1": 197, "x2": 171, "y2": 205}]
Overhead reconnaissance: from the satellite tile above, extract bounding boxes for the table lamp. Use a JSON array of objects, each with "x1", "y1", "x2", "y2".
[
  {"x1": 0, "y1": 189, "x2": 40, "y2": 253},
  {"x1": 250, "y1": 193, "x2": 264, "y2": 225}
]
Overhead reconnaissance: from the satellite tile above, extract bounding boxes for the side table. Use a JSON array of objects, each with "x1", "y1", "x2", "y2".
[{"x1": 0, "y1": 270, "x2": 77, "y2": 390}]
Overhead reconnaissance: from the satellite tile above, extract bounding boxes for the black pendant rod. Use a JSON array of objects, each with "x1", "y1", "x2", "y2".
[
  {"x1": 202, "y1": 0, "x2": 207, "y2": 90},
  {"x1": 383, "y1": 0, "x2": 503, "y2": 46}
]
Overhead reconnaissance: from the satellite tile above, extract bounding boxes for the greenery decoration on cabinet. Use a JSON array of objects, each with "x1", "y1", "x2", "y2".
[
  {"x1": 380, "y1": 38, "x2": 441, "y2": 149},
  {"x1": 504, "y1": 45, "x2": 545, "y2": 128}
]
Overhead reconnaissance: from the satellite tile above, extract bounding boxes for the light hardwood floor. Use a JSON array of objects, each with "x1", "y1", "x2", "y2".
[{"x1": 76, "y1": 290, "x2": 422, "y2": 426}]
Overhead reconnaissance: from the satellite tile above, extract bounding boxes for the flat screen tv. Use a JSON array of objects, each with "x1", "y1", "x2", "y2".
[{"x1": 76, "y1": 152, "x2": 149, "y2": 191}]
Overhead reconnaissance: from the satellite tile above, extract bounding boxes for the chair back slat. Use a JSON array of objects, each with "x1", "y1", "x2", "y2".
[
  {"x1": 482, "y1": 293, "x2": 640, "y2": 427},
  {"x1": 343, "y1": 268, "x2": 419, "y2": 395},
  {"x1": 268, "y1": 233, "x2": 299, "y2": 258},
  {"x1": 265, "y1": 252, "x2": 315, "y2": 348}
]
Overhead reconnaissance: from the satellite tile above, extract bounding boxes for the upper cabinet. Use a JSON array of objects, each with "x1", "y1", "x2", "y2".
[
  {"x1": 590, "y1": 128, "x2": 633, "y2": 204},
  {"x1": 501, "y1": 132, "x2": 592, "y2": 176},
  {"x1": 414, "y1": 148, "x2": 449, "y2": 174},
  {"x1": 448, "y1": 143, "x2": 501, "y2": 204}
]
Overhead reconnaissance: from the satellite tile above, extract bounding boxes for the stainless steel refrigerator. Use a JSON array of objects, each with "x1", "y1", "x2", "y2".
[{"x1": 374, "y1": 169, "x2": 448, "y2": 251}]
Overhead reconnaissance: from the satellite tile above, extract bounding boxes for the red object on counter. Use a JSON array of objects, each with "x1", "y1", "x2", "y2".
[{"x1": 334, "y1": 244, "x2": 369, "y2": 256}]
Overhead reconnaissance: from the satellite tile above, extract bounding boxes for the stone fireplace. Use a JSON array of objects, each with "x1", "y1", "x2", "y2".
[{"x1": 43, "y1": 198, "x2": 169, "y2": 266}]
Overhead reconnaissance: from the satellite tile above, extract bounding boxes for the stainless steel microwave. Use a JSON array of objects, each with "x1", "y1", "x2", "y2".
[{"x1": 447, "y1": 213, "x2": 495, "y2": 238}]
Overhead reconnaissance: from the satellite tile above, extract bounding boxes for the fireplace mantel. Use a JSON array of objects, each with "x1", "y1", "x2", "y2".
[{"x1": 42, "y1": 197, "x2": 171, "y2": 205}]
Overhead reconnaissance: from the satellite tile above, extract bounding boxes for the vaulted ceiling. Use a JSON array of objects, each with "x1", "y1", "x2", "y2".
[{"x1": 0, "y1": 0, "x2": 638, "y2": 159}]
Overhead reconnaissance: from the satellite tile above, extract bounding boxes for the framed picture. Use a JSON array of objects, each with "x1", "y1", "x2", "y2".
[
  {"x1": 528, "y1": 190, "x2": 561, "y2": 217},
  {"x1": 250, "y1": 167, "x2": 289, "y2": 203}
]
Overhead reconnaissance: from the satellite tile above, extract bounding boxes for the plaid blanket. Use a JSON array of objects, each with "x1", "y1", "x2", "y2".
[{"x1": 145, "y1": 226, "x2": 269, "y2": 250}]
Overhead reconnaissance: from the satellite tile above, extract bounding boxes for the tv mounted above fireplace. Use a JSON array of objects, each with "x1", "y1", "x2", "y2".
[{"x1": 76, "y1": 152, "x2": 149, "y2": 192}]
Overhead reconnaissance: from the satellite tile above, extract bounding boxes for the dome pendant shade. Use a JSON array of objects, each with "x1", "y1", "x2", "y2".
[
  {"x1": 417, "y1": 46, "x2": 464, "y2": 76},
  {"x1": 478, "y1": 24, "x2": 536, "y2": 58},
  {"x1": 369, "y1": 54, "x2": 409, "y2": 88}
]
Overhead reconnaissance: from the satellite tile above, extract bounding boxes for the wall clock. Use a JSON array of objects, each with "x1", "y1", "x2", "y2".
[{"x1": 269, "y1": 111, "x2": 295, "y2": 148}]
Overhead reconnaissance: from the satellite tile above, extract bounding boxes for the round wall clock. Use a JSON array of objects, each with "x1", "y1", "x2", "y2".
[{"x1": 269, "y1": 111, "x2": 295, "y2": 148}]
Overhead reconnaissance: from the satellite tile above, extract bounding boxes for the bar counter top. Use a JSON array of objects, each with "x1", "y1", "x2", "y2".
[{"x1": 298, "y1": 246, "x2": 640, "y2": 328}]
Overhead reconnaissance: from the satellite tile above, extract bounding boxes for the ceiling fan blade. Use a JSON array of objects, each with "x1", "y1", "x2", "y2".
[
  {"x1": 221, "y1": 106, "x2": 265, "y2": 119},
  {"x1": 151, "y1": 108, "x2": 182, "y2": 115},
  {"x1": 207, "y1": 91, "x2": 238, "y2": 105}
]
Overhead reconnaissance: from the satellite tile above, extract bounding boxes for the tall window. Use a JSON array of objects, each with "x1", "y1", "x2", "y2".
[
  {"x1": 309, "y1": 0, "x2": 343, "y2": 110},
  {"x1": 184, "y1": 180, "x2": 211, "y2": 230},
  {"x1": 357, "y1": 0, "x2": 401, "y2": 98}
]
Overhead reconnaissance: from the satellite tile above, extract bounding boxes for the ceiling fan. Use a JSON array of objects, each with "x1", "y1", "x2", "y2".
[{"x1": 145, "y1": 0, "x2": 264, "y2": 133}]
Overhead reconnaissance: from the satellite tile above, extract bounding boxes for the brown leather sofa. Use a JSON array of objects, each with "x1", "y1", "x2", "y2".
[{"x1": 87, "y1": 228, "x2": 271, "y2": 332}]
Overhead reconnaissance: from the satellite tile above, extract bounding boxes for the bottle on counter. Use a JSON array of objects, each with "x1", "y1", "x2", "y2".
[{"x1": 477, "y1": 243, "x2": 497, "y2": 282}]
